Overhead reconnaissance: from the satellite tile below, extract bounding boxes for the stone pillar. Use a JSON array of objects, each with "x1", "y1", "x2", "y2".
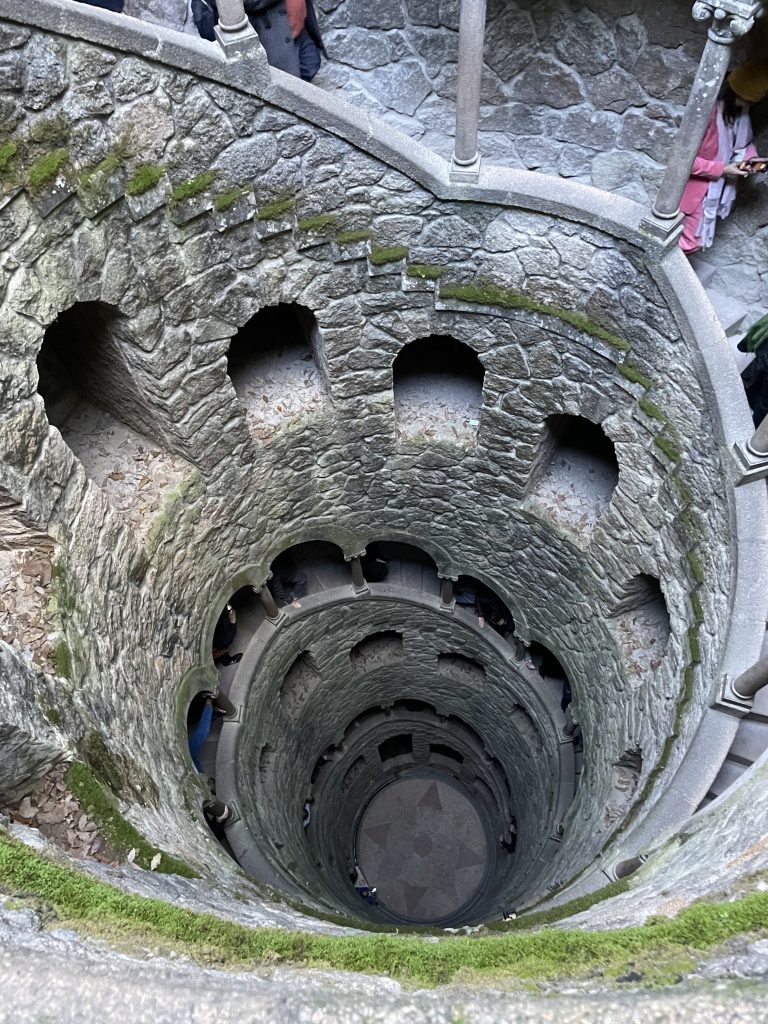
[
  {"x1": 213, "y1": 691, "x2": 238, "y2": 720},
  {"x1": 439, "y1": 575, "x2": 457, "y2": 610},
  {"x1": 257, "y1": 583, "x2": 281, "y2": 623},
  {"x1": 449, "y1": 0, "x2": 487, "y2": 183},
  {"x1": 733, "y1": 411, "x2": 768, "y2": 484},
  {"x1": 345, "y1": 553, "x2": 369, "y2": 596},
  {"x1": 642, "y1": 1, "x2": 764, "y2": 244},
  {"x1": 214, "y1": 0, "x2": 260, "y2": 56},
  {"x1": 733, "y1": 655, "x2": 768, "y2": 698}
]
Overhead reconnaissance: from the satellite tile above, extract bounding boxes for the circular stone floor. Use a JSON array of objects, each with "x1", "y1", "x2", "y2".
[{"x1": 356, "y1": 773, "x2": 490, "y2": 923}]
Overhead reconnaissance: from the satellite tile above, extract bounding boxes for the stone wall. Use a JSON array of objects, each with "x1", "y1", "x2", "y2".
[
  {"x1": 313, "y1": 0, "x2": 768, "y2": 321},
  {"x1": 0, "y1": 1, "x2": 764, "y2": 922}
]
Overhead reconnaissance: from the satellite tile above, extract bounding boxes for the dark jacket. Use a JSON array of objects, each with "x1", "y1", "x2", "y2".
[
  {"x1": 192, "y1": 0, "x2": 324, "y2": 78},
  {"x1": 74, "y1": 0, "x2": 125, "y2": 10}
]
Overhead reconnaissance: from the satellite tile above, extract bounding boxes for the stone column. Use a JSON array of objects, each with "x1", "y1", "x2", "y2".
[
  {"x1": 449, "y1": 0, "x2": 487, "y2": 183},
  {"x1": 214, "y1": 0, "x2": 260, "y2": 57},
  {"x1": 213, "y1": 691, "x2": 238, "y2": 720},
  {"x1": 256, "y1": 583, "x2": 281, "y2": 623},
  {"x1": 345, "y1": 553, "x2": 369, "y2": 596},
  {"x1": 642, "y1": 1, "x2": 764, "y2": 244},
  {"x1": 439, "y1": 575, "x2": 457, "y2": 610},
  {"x1": 733, "y1": 655, "x2": 768, "y2": 698},
  {"x1": 733, "y1": 411, "x2": 768, "y2": 484}
]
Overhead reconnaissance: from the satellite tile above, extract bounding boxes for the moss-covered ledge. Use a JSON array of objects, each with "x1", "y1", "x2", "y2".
[{"x1": 2, "y1": 831, "x2": 768, "y2": 987}]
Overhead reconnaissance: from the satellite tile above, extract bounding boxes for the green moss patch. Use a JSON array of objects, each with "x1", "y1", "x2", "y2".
[
  {"x1": 618, "y1": 363, "x2": 652, "y2": 389},
  {"x1": 126, "y1": 163, "x2": 165, "y2": 197},
  {"x1": 1, "y1": 831, "x2": 768, "y2": 985},
  {"x1": 43, "y1": 707, "x2": 61, "y2": 728},
  {"x1": 64, "y1": 763, "x2": 196, "y2": 878},
  {"x1": 335, "y1": 227, "x2": 372, "y2": 245},
  {"x1": 297, "y1": 212, "x2": 337, "y2": 232},
  {"x1": 0, "y1": 140, "x2": 18, "y2": 175},
  {"x1": 369, "y1": 245, "x2": 409, "y2": 266},
  {"x1": 407, "y1": 264, "x2": 445, "y2": 280},
  {"x1": 26, "y1": 149, "x2": 69, "y2": 193},
  {"x1": 486, "y1": 879, "x2": 630, "y2": 932},
  {"x1": 687, "y1": 550, "x2": 705, "y2": 586},
  {"x1": 80, "y1": 152, "x2": 121, "y2": 190},
  {"x1": 654, "y1": 436, "x2": 682, "y2": 464},
  {"x1": 673, "y1": 476, "x2": 694, "y2": 508},
  {"x1": 638, "y1": 396, "x2": 666, "y2": 423},
  {"x1": 255, "y1": 195, "x2": 295, "y2": 220},
  {"x1": 169, "y1": 169, "x2": 218, "y2": 206},
  {"x1": 214, "y1": 186, "x2": 249, "y2": 213},
  {"x1": 51, "y1": 641, "x2": 72, "y2": 679},
  {"x1": 688, "y1": 627, "x2": 701, "y2": 664},
  {"x1": 439, "y1": 281, "x2": 631, "y2": 351},
  {"x1": 690, "y1": 591, "x2": 704, "y2": 626}
]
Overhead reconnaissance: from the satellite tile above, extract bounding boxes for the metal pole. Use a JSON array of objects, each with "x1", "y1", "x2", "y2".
[{"x1": 450, "y1": 0, "x2": 487, "y2": 181}]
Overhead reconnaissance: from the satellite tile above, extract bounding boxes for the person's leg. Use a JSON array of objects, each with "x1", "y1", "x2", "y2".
[
  {"x1": 291, "y1": 570, "x2": 308, "y2": 600},
  {"x1": 680, "y1": 210, "x2": 703, "y2": 254},
  {"x1": 295, "y1": 27, "x2": 321, "y2": 81},
  {"x1": 188, "y1": 701, "x2": 214, "y2": 771},
  {"x1": 249, "y1": 8, "x2": 302, "y2": 77}
]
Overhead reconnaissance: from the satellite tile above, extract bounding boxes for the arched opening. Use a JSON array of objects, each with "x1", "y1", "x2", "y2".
[
  {"x1": 526, "y1": 414, "x2": 619, "y2": 538},
  {"x1": 437, "y1": 653, "x2": 486, "y2": 688},
  {"x1": 611, "y1": 574, "x2": 671, "y2": 680},
  {"x1": 280, "y1": 652, "x2": 321, "y2": 717},
  {"x1": 226, "y1": 302, "x2": 329, "y2": 441},
  {"x1": 36, "y1": 302, "x2": 189, "y2": 537},
  {"x1": 526, "y1": 641, "x2": 572, "y2": 714},
  {"x1": 208, "y1": 584, "x2": 262, "y2": 679},
  {"x1": 392, "y1": 335, "x2": 484, "y2": 445},
  {"x1": 267, "y1": 540, "x2": 348, "y2": 606},
  {"x1": 378, "y1": 734, "x2": 414, "y2": 763},
  {"x1": 454, "y1": 575, "x2": 515, "y2": 638},
  {"x1": 350, "y1": 631, "x2": 403, "y2": 669},
  {"x1": 362, "y1": 541, "x2": 440, "y2": 596}
]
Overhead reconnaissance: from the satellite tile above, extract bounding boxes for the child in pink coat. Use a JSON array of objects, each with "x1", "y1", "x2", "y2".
[{"x1": 680, "y1": 62, "x2": 768, "y2": 254}]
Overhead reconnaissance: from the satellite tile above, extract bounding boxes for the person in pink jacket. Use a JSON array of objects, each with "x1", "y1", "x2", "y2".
[{"x1": 680, "y1": 61, "x2": 768, "y2": 254}]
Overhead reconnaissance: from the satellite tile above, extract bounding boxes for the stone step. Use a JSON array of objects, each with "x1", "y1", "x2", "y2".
[
  {"x1": 707, "y1": 755, "x2": 748, "y2": 798},
  {"x1": 705, "y1": 287, "x2": 750, "y2": 338}
]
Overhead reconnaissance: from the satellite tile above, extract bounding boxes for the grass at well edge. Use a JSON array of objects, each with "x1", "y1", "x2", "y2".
[{"x1": 1, "y1": 831, "x2": 768, "y2": 985}]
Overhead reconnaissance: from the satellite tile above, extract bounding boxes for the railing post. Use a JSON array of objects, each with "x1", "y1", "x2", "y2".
[
  {"x1": 733, "y1": 655, "x2": 768, "y2": 698},
  {"x1": 641, "y1": 1, "x2": 764, "y2": 246},
  {"x1": 345, "y1": 552, "x2": 370, "y2": 596},
  {"x1": 214, "y1": 0, "x2": 260, "y2": 57},
  {"x1": 254, "y1": 580, "x2": 282, "y2": 623},
  {"x1": 439, "y1": 575, "x2": 457, "y2": 610},
  {"x1": 449, "y1": 0, "x2": 487, "y2": 183}
]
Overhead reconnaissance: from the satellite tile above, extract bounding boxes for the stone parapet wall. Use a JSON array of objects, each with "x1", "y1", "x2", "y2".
[{"x1": 0, "y1": 0, "x2": 764, "y2": 912}]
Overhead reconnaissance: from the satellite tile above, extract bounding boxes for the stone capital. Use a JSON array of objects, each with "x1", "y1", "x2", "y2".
[
  {"x1": 343, "y1": 551, "x2": 367, "y2": 563},
  {"x1": 692, "y1": 1, "x2": 765, "y2": 41}
]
